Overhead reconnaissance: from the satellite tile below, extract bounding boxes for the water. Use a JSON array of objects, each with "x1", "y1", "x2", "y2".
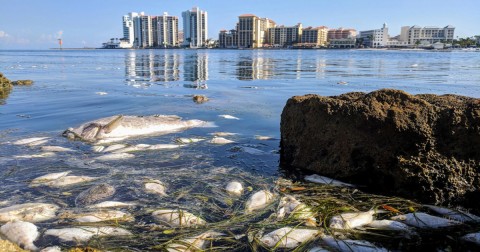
[{"x1": 1, "y1": 49, "x2": 480, "y2": 251}]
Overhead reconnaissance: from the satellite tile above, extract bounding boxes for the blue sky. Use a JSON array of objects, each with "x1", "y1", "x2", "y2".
[{"x1": 0, "y1": 0, "x2": 479, "y2": 49}]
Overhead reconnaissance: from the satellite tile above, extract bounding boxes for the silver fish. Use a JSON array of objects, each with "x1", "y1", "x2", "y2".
[
  {"x1": 44, "y1": 226, "x2": 132, "y2": 242},
  {"x1": 245, "y1": 190, "x2": 275, "y2": 213},
  {"x1": 0, "y1": 203, "x2": 59, "y2": 223},
  {"x1": 462, "y1": 232, "x2": 480, "y2": 245},
  {"x1": 152, "y1": 209, "x2": 206, "y2": 228},
  {"x1": 166, "y1": 231, "x2": 224, "y2": 252},
  {"x1": 276, "y1": 195, "x2": 317, "y2": 226},
  {"x1": 60, "y1": 209, "x2": 133, "y2": 223},
  {"x1": 63, "y1": 115, "x2": 206, "y2": 143},
  {"x1": 366, "y1": 220, "x2": 416, "y2": 235},
  {"x1": 259, "y1": 227, "x2": 319, "y2": 249},
  {"x1": 305, "y1": 174, "x2": 355, "y2": 187},
  {"x1": 225, "y1": 181, "x2": 244, "y2": 196},
  {"x1": 330, "y1": 209, "x2": 382, "y2": 229},
  {"x1": 391, "y1": 212, "x2": 462, "y2": 229},
  {"x1": 0, "y1": 221, "x2": 39, "y2": 251},
  {"x1": 424, "y1": 205, "x2": 480, "y2": 223},
  {"x1": 322, "y1": 236, "x2": 388, "y2": 252}
]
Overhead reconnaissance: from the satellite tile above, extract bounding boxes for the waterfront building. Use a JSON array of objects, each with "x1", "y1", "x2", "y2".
[
  {"x1": 400, "y1": 25, "x2": 455, "y2": 46},
  {"x1": 328, "y1": 38, "x2": 356, "y2": 48},
  {"x1": 133, "y1": 12, "x2": 154, "y2": 48},
  {"x1": 122, "y1": 12, "x2": 139, "y2": 48},
  {"x1": 218, "y1": 29, "x2": 238, "y2": 48},
  {"x1": 268, "y1": 23, "x2": 302, "y2": 47},
  {"x1": 300, "y1": 26, "x2": 328, "y2": 47},
  {"x1": 182, "y1": 7, "x2": 208, "y2": 48},
  {"x1": 328, "y1": 28, "x2": 356, "y2": 40},
  {"x1": 156, "y1": 12, "x2": 179, "y2": 47},
  {"x1": 359, "y1": 23, "x2": 389, "y2": 48},
  {"x1": 476, "y1": 35, "x2": 480, "y2": 46},
  {"x1": 237, "y1": 14, "x2": 276, "y2": 48},
  {"x1": 178, "y1": 30, "x2": 184, "y2": 44}
]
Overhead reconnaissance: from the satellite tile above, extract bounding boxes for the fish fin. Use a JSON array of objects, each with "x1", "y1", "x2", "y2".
[{"x1": 103, "y1": 115, "x2": 124, "y2": 133}]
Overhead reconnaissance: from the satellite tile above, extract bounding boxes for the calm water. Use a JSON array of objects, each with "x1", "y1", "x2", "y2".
[{"x1": 1, "y1": 49, "x2": 480, "y2": 250}]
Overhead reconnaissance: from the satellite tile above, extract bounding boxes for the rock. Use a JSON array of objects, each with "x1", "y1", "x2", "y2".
[
  {"x1": 0, "y1": 72, "x2": 13, "y2": 101},
  {"x1": 12, "y1": 80, "x2": 33, "y2": 86},
  {"x1": 193, "y1": 95, "x2": 209, "y2": 104},
  {"x1": 0, "y1": 239, "x2": 28, "y2": 252},
  {"x1": 280, "y1": 89, "x2": 480, "y2": 208}
]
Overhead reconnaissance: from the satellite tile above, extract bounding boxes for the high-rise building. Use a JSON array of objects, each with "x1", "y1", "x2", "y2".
[
  {"x1": 218, "y1": 29, "x2": 238, "y2": 48},
  {"x1": 269, "y1": 23, "x2": 302, "y2": 47},
  {"x1": 182, "y1": 7, "x2": 208, "y2": 48},
  {"x1": 156, "y1": 12, "x2": 179, "y2": 47},
  {"x1": 122, "y1": 12, "x2": 139, "y2": 47},
  {"x1": 133, "y1": 12, "x2": 154, "y2": 48},
  {"x1": 359, "y1": 23, "x2": 389, "y2": 48},
  {"x1": 301, "y1": 26, "x2": 329, "y2": 47},
  {"x1": 237, "y1": 14, "x2": 275, "y2": 48}
]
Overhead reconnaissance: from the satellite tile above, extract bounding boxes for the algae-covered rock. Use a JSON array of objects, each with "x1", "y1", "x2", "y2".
[
  {"x1": 280, "y1": 89, "x2": 480, "y2": 208},
  {"x1": 0, "y1": 72, "x2": 13, "y2": 101},
  {"x1": 0, "y1": 239, "x2": 28, "y2": 252},
  {"x1": 12, "y1": 80, "x2": 33, "y2": 86}
]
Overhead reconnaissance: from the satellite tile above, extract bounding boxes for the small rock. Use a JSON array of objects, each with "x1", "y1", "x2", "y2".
[{"x1": 193, "y1": 95, "x2": 209, "y2": 103}]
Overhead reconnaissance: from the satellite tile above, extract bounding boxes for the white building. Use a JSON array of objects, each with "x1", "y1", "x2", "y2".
[
  {"x1": 156, "y1": 12, "x2": 179, "y2": 47},
  {"x1": 122, "y1": 12, "x2": 139, "y2": 48},
  {"x1": 133, "y1": 12, "x2": 154, "y2": 48},
  {"x1": 359, "y1": 23, "x2": 389, "y2": 48},
  {"x1": 401, "y1": 25, "x2": 455, "y2": 46},
  {"x1": 182, "y1": 7, "x2": 208, "y2": 48}
]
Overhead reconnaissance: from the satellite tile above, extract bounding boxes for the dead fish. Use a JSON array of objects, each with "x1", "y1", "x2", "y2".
[
  {"x1": 91, "y1": 145, "x2": 105, "y2": 152},
  {"x1": 254, "y1": 135, "x2": 274, "y2": 140},
  {"x1": 30, "y1": 171, "x2": 71, "y2": 186},
  {"x1": 0, "y1": 203, "x2": 59, "y2": 223},
  {"x1": 321, "y1": 236, "x2": 388, "y2": 252},
  {"x1": 259, "y1": 227, "x2": 319, "y2": 249},
  {"x1": 12, "y1": 137, "x2": 50, "y2": 146},
  {"x1": 225, "y1": 181, "x2": 244, "y2": 196},
  {"x1": 0, "y1": 221, "x2": 39, "y2": 251},
  {"x1": 307, "y1": 246, "x2": 330, "y2": 252},
  {"x1": 40, "y1": 146, "x2": 74, "y2": 152},
  {"x1": 462, "y1": 232, "x2": 480, "y2": 245},
  {"x1": 218, "y1": 114, "x2": 240, "y2": 120},
  {"x1": 424, "y1": 205, "x2": 480, "y2": 223},
  {"x1": 112, "y1": 144, "x2": 181, "y2": 153},
  {"x1": 304, "y1": 174, "x2": 355, "y2": 187},
  {"x1": 14, "y1": 152, "x2": 56, "y2": 159},
  {"x1": 102, "y1": 144, "x2": 127, "y2": 153},
  {"x1": 144, "y1": 179, "x2": 167, "y2": 196},
  {"x1": 230, "y1": 146, "x2": 266, "y2": 155},
  {"x1": 245, "y1": 190, "x2": 275, "y2": 213},
  {"x1": 63, "y1": 115, "x2": 206, "y2": 143},
  {"x1": 42, "y1": 175, "x2": 98, "y2": 188},
  {"x1": 391, "y1": 212, "x2": 462, "y2": 229},
  {"x1": 75, "y1": 183, "x2": 115, "y2": 206},
  {"x1": 209, "y1": 137, "x2": 234, "y2": 144},
  {"x1": 60, "y1": 209, "x2": 133, "y2": 223},
  {"x1": 152, "y1": 209, "x2": 206, "y2": 228},
  {"x1": 330, "y1": 209, "x2": 383, "y2": 229},
  {"x1": 175, "y1": 137, "x2": 205, "y2": 144},
  {"x1": 86, "y1": 201, "x2": 136, "y2": 209},
  {"x1": 44, "y1": 226, "x2": 132, "y2": 242},
  {"x1": 95, "y1": 153, "x2": 135, "y2": 161},
  {"x1": 166, "y1": 231, "x2": 224, "y2": 252},
  {"x1": 209, "y1": 132, "x2": 238, "y2": 137},
  {"x1": 277, "y1": 195, "x2": 316, "y2": 226},
  {"x1": 365, "y1": 220, "x2": 416, "y2": 234},
  {"x1": 40, "y1": 246, "x2": 62, "y2": 252}
]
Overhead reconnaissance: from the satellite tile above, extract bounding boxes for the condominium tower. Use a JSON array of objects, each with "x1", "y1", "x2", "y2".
[
  {"x1": 401, "y1": 25, "x2": 455, "y2": 45},
  {"x1": 182, "y1": 7, "x2": 208, "y2": 48},
  {"x1": 301, "y1": 26, "x2": 329, "y2": 47},
  {"x1": 133, "y1": 13, "x2": 154, "y2": 48},
  {"x1": 237, "y1": 14, "x2": 275, "y2": 48},
  {"x1": 269, "y1": 23, "x2": 302, "y2": 47},
  {"x1": 122, "y1": 12, "x2": 139, "y2": 47},
  {"x1": 156, "y1": 12, "x2": 179, "y2": 47}
]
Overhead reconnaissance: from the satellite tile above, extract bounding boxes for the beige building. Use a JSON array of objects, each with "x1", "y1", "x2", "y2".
[
  {"x1": 401, "y1": 25, "x2": 455, "y2": 46},
  {"x1": 328, "y1": 28, "x2": 356, "y2": 40},
  {"x1": 155, "y1": 13, "x2": 179, "y2": 47},
  {"x1": 133, "y1": 13, "x2": 154, "y2": 48},
  {"x1": 268, "y1": 23, "x2": 302, "y2": 47},
  {"x1": 301, "y1": 26, "x2": 328, "y2": 47},
  {"x1": 237, "y1": 14, "x2": 275, "y2": 48}
]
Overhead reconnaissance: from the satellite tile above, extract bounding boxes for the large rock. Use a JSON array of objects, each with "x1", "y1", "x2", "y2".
[
  {"x1": 0, "y1": 72, "x2": 13, "y2": 101},
  {"x1": 280, "y1": 89, "x2": 480, "y2": 208}
]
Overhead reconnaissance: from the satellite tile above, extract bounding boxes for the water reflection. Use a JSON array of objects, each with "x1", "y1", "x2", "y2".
[
  {"x1": 183, "y1": 52, "x2": 209, "y2": 82},
  {"x1": 125, "y1": 51, "x2": 180, "y2": 85}
]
